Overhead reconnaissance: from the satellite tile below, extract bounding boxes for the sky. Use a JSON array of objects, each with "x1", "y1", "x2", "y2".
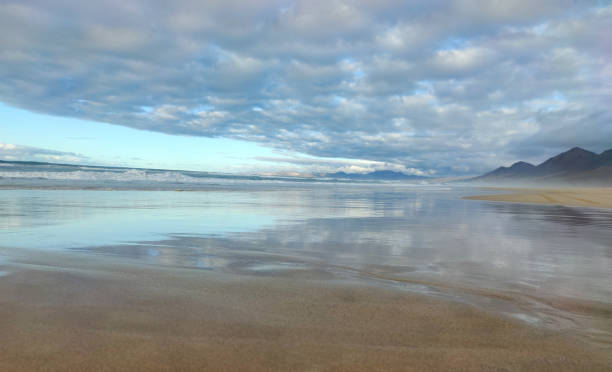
[{"x1": 0, "y1": 0, "x2": 611, "y2": 176}]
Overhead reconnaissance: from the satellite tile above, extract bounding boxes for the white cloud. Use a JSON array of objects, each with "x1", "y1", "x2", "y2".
[
  {"x1": 0, "y1": 143, "x2": 17, "y2": 150},
  {"x1": 0, "y1": 143, "x2": 89, "y2": 163},
  {"x1": 0, "y1": 1, "x2": 609, "y2": 175}
]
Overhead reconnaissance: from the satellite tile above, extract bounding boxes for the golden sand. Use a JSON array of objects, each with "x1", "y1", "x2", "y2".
[
  {"x1": 464, "y1": 187, "x2": 612, "y2": 209},
  {"x1": 0, "y1": 251, "x2": 610, "y2": 371}
]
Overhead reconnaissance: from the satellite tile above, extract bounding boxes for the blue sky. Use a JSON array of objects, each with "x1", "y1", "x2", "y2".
[
  {"x1": 1, "y1": 1, "x2": 610, "y2": 176},
  {"x1": 1, "y1": 103, "x2": 281, "y2": 173}
]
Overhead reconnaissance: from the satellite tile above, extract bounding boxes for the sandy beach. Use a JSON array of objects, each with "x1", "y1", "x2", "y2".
[
  {"x1": 463, "y1": 187, "x2": 612, "y2": 209},
  {"x1": 0, "y1": 249, "x2": 610, "y2": 372}
]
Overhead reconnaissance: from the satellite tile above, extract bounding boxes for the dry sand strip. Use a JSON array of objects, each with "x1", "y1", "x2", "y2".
[
  {"x1": 0, "y1": 251, "x2": 610, "y2": 371},
  {"x1": 463, "y1": 187, "x2": 612, "y2": 209}
]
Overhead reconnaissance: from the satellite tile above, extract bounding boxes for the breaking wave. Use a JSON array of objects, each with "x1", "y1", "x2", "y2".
[
  {"x1": 0, "y1": 163, "x2": 443, "y2": 188},
  {"x1": 0, "y1": 169, "x2": 210, "y2": 183}
]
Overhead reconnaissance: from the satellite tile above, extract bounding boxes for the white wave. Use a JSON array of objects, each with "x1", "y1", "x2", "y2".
[
  {"x1": 78, "y1": 166, "x2": 106, "y2": 171},
  {"x1": 0, "y1": 168, "x2": 447, "y2": 187},
  {"x1": 0, "y1": 169, "x2": 203, "y2": 183}
]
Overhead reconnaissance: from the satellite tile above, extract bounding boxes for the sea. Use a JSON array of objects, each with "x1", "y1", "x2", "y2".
[{"x1": 1, "y1": 161, "x2": 611, "y2": 340}]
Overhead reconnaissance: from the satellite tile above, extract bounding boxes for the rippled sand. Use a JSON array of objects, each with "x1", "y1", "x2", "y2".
[
  {"x1": 464, "y1": 187, "x2": 612, "y2": 209},
  {"x1": 0, "y1": 250, "x2": 610, "y2": 372}
]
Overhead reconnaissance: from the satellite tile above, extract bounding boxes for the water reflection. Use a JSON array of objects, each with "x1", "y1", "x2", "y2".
[
  {"x1": 2, "y1": 186, "x2": 612, "y2": 305},
  {"x1": 487, "y1": 202, "x2": 612, "y2": 228},
  {"x1": 74, "y1": 209, "x2": 612, "y2": 306}
]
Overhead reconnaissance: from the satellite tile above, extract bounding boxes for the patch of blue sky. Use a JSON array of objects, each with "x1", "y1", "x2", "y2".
[
  {"x1": 353, "y1": 69, "x2": 365, "y2": 79},
  {"x1": 331, "y1": 95, "x2": 345, "y2": 105},
  {"x1": 414, "y1": 80, "x2": 434, "y2": 95},
  {"x1": 437, "y1": 37, "x2": 469, "y2": 51},
  {"x1": 0, "y1": 103, "x2": 280, "y2": 172},
  {"x1": 187, "y1": 104, "x2": 215, "y2": 114},
  {"x1": 551, "y1": 91, "x2": 567, "y2": 102}
]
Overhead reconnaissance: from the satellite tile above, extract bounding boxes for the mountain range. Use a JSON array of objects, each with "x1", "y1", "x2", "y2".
[
  {"x1": 470, "y1": 147, "x2": 612, "y2": 185},
  {"x1": 325, "y1": 170, "x2": 429, "y2": 181}
]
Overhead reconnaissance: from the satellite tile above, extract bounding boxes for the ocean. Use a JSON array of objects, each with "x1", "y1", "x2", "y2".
[{"x1": 1, "y1": 161, "x2": 611, "y2": 343}]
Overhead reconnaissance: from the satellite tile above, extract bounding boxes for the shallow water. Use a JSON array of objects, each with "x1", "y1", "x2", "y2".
[{"x1": 0, "y1": 184, "x2": 611, "y2": 335}]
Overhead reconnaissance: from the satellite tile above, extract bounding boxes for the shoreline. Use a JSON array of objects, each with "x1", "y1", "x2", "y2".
[
  {"x1": 0, "y1": 248, "x2": 610, "y2": 371},
  {"x1": 463, "y1": 187, "x2": 612, "y2": 209}
]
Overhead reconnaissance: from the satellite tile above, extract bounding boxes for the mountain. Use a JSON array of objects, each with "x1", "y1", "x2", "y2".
[
  {"x1": 471, "y1": 147, "x2": 612, "y2": 185},
  {"x1": 535, "y1": 147, "x2": 599, "y2": 176},
  {"x1": 326, "y1": 170, "x2": 429, "y2": 181},
  {"x1": 476, "y1": 161, "x2": 536, "y2": 180},
  {"x1": 597, "y1": 149, "x2": 612, "y2": 166}
]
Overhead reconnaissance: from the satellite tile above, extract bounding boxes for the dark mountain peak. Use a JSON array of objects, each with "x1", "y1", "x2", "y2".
[
  {"x1": 470, "y1": 146, "x2": 612, "y2": 185},
  {"x1": 370, "y1": 170, "x2": 403, "y2": 177},
  {"x1": 555, "y1": 147, "x2": 597, "y2": 160},
  {"x1": 478, "y1": 161, "x2": 536, "y2": 179},
  {"x1": 329, "y1": 171, "x2": 348, "y2": 177},
  {"x1": 537, "y1": 147, "x2": 598, "y2": 174},
  {"x1": 510, "y1": 161, "x2": 535, "y2": 169},
  {"x1": 566, "y1": 146, "x2": 596, "y2": 156}
]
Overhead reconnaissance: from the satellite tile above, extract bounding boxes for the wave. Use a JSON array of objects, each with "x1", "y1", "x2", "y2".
[
  {"x1": 0, "y1": 167, "x2": 445, "y2": 188},
  {"x1": 0, "y1": 169, "x2": 337, "y2": 186},
  {"x1": 0, "y1": 169, "x2": 206, "y2": 183}
]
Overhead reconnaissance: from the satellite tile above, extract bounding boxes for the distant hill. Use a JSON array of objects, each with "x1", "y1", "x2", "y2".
[
  {"x1": 471, "y1": 147, "x2": 612, "y2": 185},
  {"x1": 325, "y1": 170, "x2": 429, "y2": 181},
  {"x1": 536, "y1": 147, "x2": 600, "y2": 176},
  {"x1": 478, "y1": 161, "x2": 536, "y2": 180}
]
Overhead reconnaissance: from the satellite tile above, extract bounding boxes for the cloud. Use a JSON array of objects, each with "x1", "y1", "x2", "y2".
[
  {"x1": 0, "y1": 1, "x2": 610, "y2": 174},
  {"x1": 0, "y1": 143, "x2": 89, "y2": 163}
]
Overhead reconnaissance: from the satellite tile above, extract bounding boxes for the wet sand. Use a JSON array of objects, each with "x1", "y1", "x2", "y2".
[
  {"x1": 0, "y1": 249, "x2": 610, "y2": 371},
  {"x1": 464, "y1": 187, "x2": 612, "y2": 209}
]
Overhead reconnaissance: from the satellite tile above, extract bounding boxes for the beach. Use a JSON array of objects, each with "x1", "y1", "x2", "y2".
[
  {"x1": 0, "y1": 248, "x2": 610, "y2": 372},
  {"x1": 2, "y1": 0, "x2": 610, "y2": 369},
  {"x1": 464, "y1": 187, "x2": 612, "y2": 209},
  {"x1": 0, "y1": 185, "x2": 611, "y2": 371}
]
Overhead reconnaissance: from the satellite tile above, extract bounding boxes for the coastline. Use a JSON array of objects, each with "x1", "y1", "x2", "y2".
[
  {"x1": 0, "y1": 248, "x2": 610, "y2": 371},
  {"x1": 463, "y1": 187, "x2": 612, "y2": 209}
]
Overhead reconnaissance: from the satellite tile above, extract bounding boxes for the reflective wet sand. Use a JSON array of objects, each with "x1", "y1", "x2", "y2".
[
  {"x1": 0, "y1": 249, "x2": 610, "y2": 372},
  {"x1": 1, "y1": 185, "x2": 611, "y2": 370}
]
